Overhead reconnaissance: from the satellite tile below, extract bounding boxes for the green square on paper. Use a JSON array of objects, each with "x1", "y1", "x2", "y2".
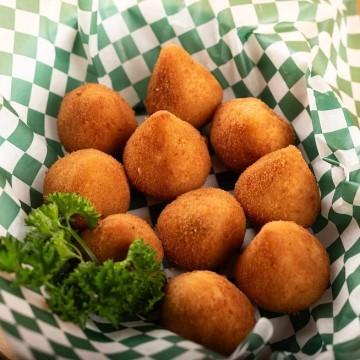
[
  {"x1": 14, "y1": 33, "x2": 37, "y2": 57},
  {"x1": 233, "y1": 80, "x2": 253, "y2": 97},
  {"x1": 11, "y1": 78, "x2": 32, "y2": 105},
  {"x1": 312, "y1": 49, "x2": 328, "y2": 77},
  {"x1": 208, "y1": 39, "x2": 232, "y2": 66},
  {"x1": 350, "y1": 66, "x2": 360, "y2": 82},
  {"x1": 8, "y1": 122, "x2": 33, "y2": 151},
  {"x1": 99, "y1": 0, "x2": 118, "y2": 20},
  {"x1": 152, "y1": 346, "x2": 186, "y2": 360},
  {"x1": 39, "y1": 16, "x2": 57, "y2": 43},
  {"x1": 0, "y1": 52, "x2": 12, "y2": 75},
  {"x1": 92, "y1": 54, "x2": 106, "y2": 77},
  {"x1": 255, "y1": 3, "x2": 278, "y2": 23},
  {"x1": 212, "y1": 68, "x2": 229, "y2": 89},
  {"x1": 65, "y1": 77, "x2": 83, "y2": 93},
  {"x1": 134, "y1": 77, "x2": 150, "y2": 100},
  {"x1": 0, "y1": 192, "x2": 19, "y2": 228},
  {"x1": 279, "y1": 58, "x2": 304, "y2": 88},
  {"x1": 54, "y1": 48, "x2": 70, "y2": 73},
  {"x1": 13, "y1": 154, "x2": 42, "y2": 185},
  {"x1": 234, "y1": 51, "x2": 254, "y2": 78},
  {"x1": 257, "y1": 54, "x2": 277, "y2": 82},
  {"x1": 27, "y1": 109, "x2": 45, "y2": 135},
  {"x1": 163, "y1": 0, "x2": 185, "y2": 15},
  {"x1": 315, "y1": 91, "x2": 341, "y2": 111},
  {"x1": 179, "y1": 29, "x2": 204, "y2": 54},
  {"x1": 259, "y1": 86, "x2": 277, "y2": 109},
  {"x1": 334, "y1": 301, "x2": 356, "y2": 331},
  {"x1": 60, "y1": 2, "x2": 76, "y2": 27},
  {"x1": 34, "y1": 62, "x2": 52, "y2": 89},
  {"x1": 337, "y1": 77, "x2": 352, "y2": 96},
  {"x1": 217, "y1": 8, "x2": 235, "y2": 36},
  {"x1": 143, "y1": 46, "x2": 161, "y2": 71},
  {"x1": 97, "y1": 23, "x2": 111, "y2": 50},
  {"x1": 188, "y1": 0, "x2": 215, "y2": 26},
  {"x1": 114, "y1": 35, "x2": 140, "y2": 63},
  {"x1": 109, "y1": 66, "x2": 131, "y2": 91},
  {"x1": 229, "y1": 0, "x2": 252, "y2": 4},
  {"x1": 0, "y1": 6, "x2": 15, "y2": 30},
  {"x1": 121, "y1": 6, "x2": 147, "y2": 32},
  {"x1": 279, "y1": 91, "x2": 304, "y2": 121},
  {"x1": 151, "y1": 18, "x2": 176, "y2": 43},
  {"x1": 46, "y1": 92, "x2": 63, "y2": 117},
  {"x1": 49, "y1": 341, "x2": 77, "y2": 359},
  {"x1": 302, "y1": 134, "x2": 318, "y2": 161},
  {"x1": 16, "y1": 0, "x2": 39, "y2": 12}
]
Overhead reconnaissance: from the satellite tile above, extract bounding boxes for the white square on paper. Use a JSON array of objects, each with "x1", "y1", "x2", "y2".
[
  {"x1": 131, "y1": 26, "x2": 159, "y2": 54},
  {"x1": 231, "y1": 5, "x2": 259, "y2": 27},
  {"x1": 15, "y1": 9, "x2": 39, "y2": 36},
  {"x1": 122, "y1": 55, "x2": 150, "y2": 83},
  {"x1": 12, "y1": 54, "x2": 36, "y2": 83},
  {"x1": 318, "y1": 108, "x2": 347, "y2": 133}
]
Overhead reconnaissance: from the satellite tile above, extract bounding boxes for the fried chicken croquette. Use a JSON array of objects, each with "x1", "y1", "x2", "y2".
[
  {"x1": 83, "y1": 213, "x2": 163, "y2": 262},
  {"x1": 57, "y1": 83, "x2": 137, "y2": 154},
  {"x1": 44, "y1": 149, "x2": 130, "y2": 217},
  {"x1": 156, "y1": 188, "x2": 246, "y2": 270},
  {"x1": 145, "y1": 44, "x2": 223, "y2": 128},
  {"x1": 235, "y1": 221, "x2": 330, "y2": 313},
  {"x1": 161, "y1": 271, "x2": 255, "y2": 355},
  {"x1": 123, "y1": 111, "x2": 211, "y2": 200},
  {"x1": 210, "y1": 98, "x2": 294, "y2": 172},
  {"x1": 235, "y1": 145, "x2": 320, "y2": 227}
]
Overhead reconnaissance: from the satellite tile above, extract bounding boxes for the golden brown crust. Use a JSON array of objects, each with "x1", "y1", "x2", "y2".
[
  {"x1": 161, "y1": 271, "x2": 255, "y2": 355},
  {"x1": 210, "y1": 98, "x2": 295, "y2": 172},
  {"x1": 234, "y1": 145, "x2": 320, "y2": 227},
  {"x1": 44, "y1": 149, "x2": 130, "y2": 217},
  {"x1": 123, "y1": 110, "x2": 211, "y2": 200},
  {"x1": 234, "y1": 221, "x2": 330, "y2": 313},
  {"x1": 83, "y1": 213, "x2": 163, "y2": 262},
  {"x1": 156, "y1": 188, "x2": 246, "y2": 270},
  {"x1": 145, "y1": 44, "x2": 223, "y2": 128},
  {"x1": 58, "y1": 83, "x2": 137, "y2": 154}
]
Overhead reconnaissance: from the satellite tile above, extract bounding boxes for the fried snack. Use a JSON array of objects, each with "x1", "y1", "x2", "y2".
[
  {"x1": 145, "y1": 44, "x2": 223, "y2": 128},
  {"x1": 123, "y1": 111, "x2": 211, "y2": 200},
  {"x1": 235, "y1": 145, "x2": 320, "y2": 227},
  {"x1": 83, "y1": 213, "x2": 163, "y2": 262},
  {"x1": 58, "y1": 83, "x2": 137, "y2": 154},
  {"x1": 161, "y1": 271, "x2": 256, "y2": 355},
  {"x1": 156, "y1": 188, "x2": 246, "y2": 270},
  {"x1": 44, "y1": 149, "x2": 130, "y2": 217},
  {"x1": 235, "y1": 221, "x2": 330, "y2": 313},
  {"x1": 210, "y1": 98, "x2": 294, "y2": 172}
]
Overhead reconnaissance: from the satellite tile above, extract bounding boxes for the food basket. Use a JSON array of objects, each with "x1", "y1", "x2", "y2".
[{"x1": 0, "y1": 0, "x2": 359, "y2": 358}]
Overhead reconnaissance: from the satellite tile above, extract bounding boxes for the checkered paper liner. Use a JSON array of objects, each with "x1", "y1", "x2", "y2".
[{"x1": 0, "y1": 0, "x2": 359, "y2": 358}]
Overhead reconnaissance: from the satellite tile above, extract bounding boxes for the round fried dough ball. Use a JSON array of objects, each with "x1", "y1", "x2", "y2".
[
  {"x1": 83, "y1": 213, "x2": 163, "y2": 262},
  {"x1": 146, "y1": 44, "x2": 223, "y2": 128},
  {"x1": 123, "y1": 111, "x2": 211, "y2": 200},
  {"x1": 235, "y1": 145, "x2": 320, "y2": 227},
  {"x1": 44, "y1": 149, "x2": 130, "y2": 217},
  {"x1": 235, "y1": 221, "x2": 330, "y2": 313},
  {"x1": 156, "y1": 188, "x2": 246, "y2": 270},
  {"x1": 161, "y1": 271, "x2": 256, "y2": 355},
  {"x1": 58, "y1": 83, "x2": 137, "y2": 154},
  {"x1": 210, "y1": 98, "x2": 294, "y2": 172}
]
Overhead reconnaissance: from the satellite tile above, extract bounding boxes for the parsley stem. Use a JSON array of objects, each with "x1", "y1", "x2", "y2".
[{"x1": 65, "y1": 221, "x2": 99, "y2": 264}]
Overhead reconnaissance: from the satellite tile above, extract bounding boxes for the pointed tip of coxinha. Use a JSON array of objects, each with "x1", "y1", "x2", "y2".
[{"x1": 145, "y1": 43, "x2": 223, "y2": 128}]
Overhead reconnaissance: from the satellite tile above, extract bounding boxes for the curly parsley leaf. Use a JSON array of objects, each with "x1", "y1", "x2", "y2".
[
  {"x1": 0, "y1": 193, "x2": 165, "y2": 327},
  {"x1": 47, "y1": 239, "x2": 165, "y2": 328}
]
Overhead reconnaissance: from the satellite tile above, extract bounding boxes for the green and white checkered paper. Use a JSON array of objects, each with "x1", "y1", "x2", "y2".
[{"x1": 0, "y1": 0, "x2": 359, "y2": 359}]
